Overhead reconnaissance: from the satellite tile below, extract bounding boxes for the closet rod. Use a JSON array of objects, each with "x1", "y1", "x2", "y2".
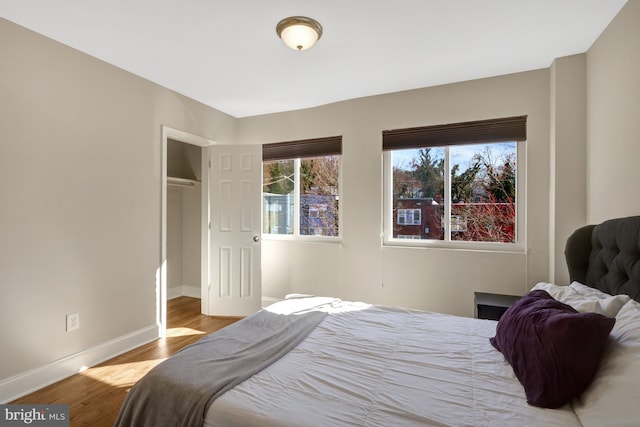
[{"x1": 167, "y1": 177, "x2": 200, "y2": 187}]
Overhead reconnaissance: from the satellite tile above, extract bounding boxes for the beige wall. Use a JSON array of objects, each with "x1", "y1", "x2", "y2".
[
  {"x1": 549, "y1": 55, "x2": 587, "y2": 284},
  {"x1": 167, "y1": 185, "x2": 202, "y2": 297},
  {"x1": 181, "y1": 184, "x2": 203, "y2": 294},
  {"x1": 166, "y1": 140, "x2": 203, "y2": 298},
  {"x1": 167, "y1": 187, "x2": 185, "y2": 292},
  {"x1": 0, "y1": 18, "x2": 236, "y2": 395},
  {"x1": 586, "y1": 0, "x2": 640, "y2": 223},
  {"x1": 239, "y1": 70, "x2": 551, "y2": 316},
  {"x1": 1, "y1": 0, "x2": 637, "y2": 402},
  {"x1": 247, "y1": 0, "x2": 639, "y2": 313}
]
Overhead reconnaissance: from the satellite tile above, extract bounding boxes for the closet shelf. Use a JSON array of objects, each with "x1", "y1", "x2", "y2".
[{"x1": 167, "y1": 177, "x2": 201, "y2": 188}]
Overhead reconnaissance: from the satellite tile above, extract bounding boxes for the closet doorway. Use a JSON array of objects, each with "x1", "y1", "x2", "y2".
[{"x1": 160, "y1": 126, "x2": 213, "y2": 337}]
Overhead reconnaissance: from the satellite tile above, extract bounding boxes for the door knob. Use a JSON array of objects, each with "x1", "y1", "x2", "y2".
[{"x1": 252, "y1": 235, "x2": 260, "y2": 243}]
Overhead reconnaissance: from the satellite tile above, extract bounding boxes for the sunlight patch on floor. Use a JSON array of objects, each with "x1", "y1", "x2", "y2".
[
  {"x1": 79, "y1": 360, "x2": 167, "y2": 387},
  {"x1": 165, "y1": 327, "x2": 206, "y2": 337}
]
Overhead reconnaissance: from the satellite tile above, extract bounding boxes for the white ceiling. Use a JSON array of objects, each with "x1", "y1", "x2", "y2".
[{"x1": 0, "y1": 0, "x2": 628, "y2": 118}]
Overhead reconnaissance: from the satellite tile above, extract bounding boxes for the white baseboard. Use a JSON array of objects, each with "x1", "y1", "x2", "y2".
[
  {"x1": 167, "y1": 285, "x2": 201, "y2": 300},
  {"x1": 171, "y1": 288, "x2": 272, "y2": 309},
  {"x1": 0, "y1": 325, "x2": 159, "y2": 403},
  {"x1": 167, "y1": 286, "x2": 183, "y2": 300},
  {"x1": 182, "y1": 285, "x2": 201, "y2": 298}
]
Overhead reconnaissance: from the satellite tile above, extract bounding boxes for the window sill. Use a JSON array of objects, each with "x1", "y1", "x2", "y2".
[
  {"x1": 383, "y1": 238, "x2": 525, "y2": 254},
  {"x1": 262, "y1": 234, "x2": 343, "y2": 244}
]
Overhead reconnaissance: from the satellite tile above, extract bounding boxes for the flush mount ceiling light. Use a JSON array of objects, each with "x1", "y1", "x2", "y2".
[{"x1": 276, "y1": 16, "x2": 323, "y2": 51}]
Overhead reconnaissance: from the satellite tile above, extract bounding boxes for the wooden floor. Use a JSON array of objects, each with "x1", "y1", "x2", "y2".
[{"x1": 11, "y1": 297, "x2": 240, "y2": 427}]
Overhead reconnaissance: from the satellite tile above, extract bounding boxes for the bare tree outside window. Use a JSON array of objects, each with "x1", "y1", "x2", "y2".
[
  {"x1": 300, "y1": 156, "x2": 340, "y2": 236},
  {"x1": 391, "y1": 142, "x2": 516, "y2": 243}
]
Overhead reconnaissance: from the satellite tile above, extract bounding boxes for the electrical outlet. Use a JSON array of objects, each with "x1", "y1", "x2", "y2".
[{"x1": 66, "y1": 313, "x2": 80, "y2": 332}]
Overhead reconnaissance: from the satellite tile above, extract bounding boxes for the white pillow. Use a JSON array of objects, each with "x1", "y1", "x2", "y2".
[
  {"x1": 572, "y1": 299, "x2": 640, "y2": 426},
  {"x1": 532, "y1": 282, "x2": 579, "y2": 300},
  {"x1": 531, "y1": 282, "x2": 629, "y2": 317},
  {"x1": 570, "y1": 281, "x2": 625, "y2": 299},
  {"x1": 569, "y1": 281, "x2": 630, "y2": 317}
]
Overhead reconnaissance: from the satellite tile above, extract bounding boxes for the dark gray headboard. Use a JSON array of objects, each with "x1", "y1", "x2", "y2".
[{"x1": 565, "y1": 216, "x2": 640, "y2": 302}]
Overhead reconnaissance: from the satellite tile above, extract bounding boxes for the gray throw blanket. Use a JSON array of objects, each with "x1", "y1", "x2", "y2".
[{"x1": 114, "y1": 309, "x2": 327, "y2": 427}]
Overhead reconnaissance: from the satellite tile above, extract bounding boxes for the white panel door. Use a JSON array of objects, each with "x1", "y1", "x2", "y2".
[{"x1": 209, "y1": 144, "x2": 262, "y2": 316}]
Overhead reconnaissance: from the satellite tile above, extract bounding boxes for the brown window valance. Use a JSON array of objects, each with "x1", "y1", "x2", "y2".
[
  {"x1": 382, "y1": 116, "x2": 527, "y2": 151},
  {"x1": 263, "y1": 136, "x2": 342, "y2": 161}
]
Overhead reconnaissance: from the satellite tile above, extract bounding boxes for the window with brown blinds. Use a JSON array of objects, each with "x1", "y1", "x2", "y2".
[
  {"x1": 262, "y1": 135, "x2": 342, "y2": 238},
  {"x1": 383, "y1": 116, "x2": 526, "y2": 246}
]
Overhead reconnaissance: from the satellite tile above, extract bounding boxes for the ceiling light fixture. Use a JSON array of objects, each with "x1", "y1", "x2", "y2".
[{"x1": 276, "y1": 16, "x2": 323, "y2": 51}]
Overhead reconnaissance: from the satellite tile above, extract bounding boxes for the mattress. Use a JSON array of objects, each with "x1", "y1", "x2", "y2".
[{"x1": 205, "y1": 297, "x2": 582, "y2": 427}]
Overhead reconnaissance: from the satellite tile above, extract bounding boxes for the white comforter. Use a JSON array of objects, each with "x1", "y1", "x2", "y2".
[{"x1": 205, "y1": 297, "x2": 581, "y2": 427}]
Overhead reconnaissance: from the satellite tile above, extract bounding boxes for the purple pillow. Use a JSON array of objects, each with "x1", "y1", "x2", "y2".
[{"x1": 490, "y1": 289, "x2": 615, "y2": 408}]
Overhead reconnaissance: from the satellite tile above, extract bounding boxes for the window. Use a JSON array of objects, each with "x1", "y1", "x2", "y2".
[
  {"x1": 262, "y1": 136, "x2": 341, "y2": 238},
  {"x1": 383, "y1": 116, "x2": 526, "y2": 247},
  {"x1": 450, "y1": 215, "x2": 468, "y2": 232},
  {"x1": 397, "y1": 209, "x2": 421, "y2": 225}
]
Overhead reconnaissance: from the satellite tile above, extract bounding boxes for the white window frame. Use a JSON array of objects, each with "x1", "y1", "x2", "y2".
[
  {"x1": 382, "y1": 142, "x2": 526, "y2": 252},
  {"x1": 263, "y1": 156, "x2": 342, "y2": 242}
]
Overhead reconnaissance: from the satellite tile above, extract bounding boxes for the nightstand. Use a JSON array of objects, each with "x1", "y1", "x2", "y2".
[{"x1": 474, "y1": 292, "x2": 521, "y2": 321}]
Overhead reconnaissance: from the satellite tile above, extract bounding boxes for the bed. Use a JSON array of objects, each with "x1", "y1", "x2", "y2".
[{"x1": 115, "y1": 216, "x2": 640, "y2": 427}]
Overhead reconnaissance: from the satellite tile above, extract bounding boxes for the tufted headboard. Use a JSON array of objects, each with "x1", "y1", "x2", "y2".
[{"x1": 565, "y1": 216, "x2": 640, "y2": 302}]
